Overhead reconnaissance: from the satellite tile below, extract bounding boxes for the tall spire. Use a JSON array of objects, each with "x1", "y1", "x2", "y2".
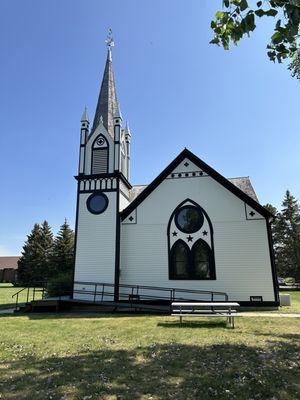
[{"x1": 91, "y1": 30, "x2": 118, "y2": 138}]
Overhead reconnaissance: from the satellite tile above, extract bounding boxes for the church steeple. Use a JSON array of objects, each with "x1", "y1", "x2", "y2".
[{"x1": 91, "y1": 45, "x2": 118, "y2": 138}]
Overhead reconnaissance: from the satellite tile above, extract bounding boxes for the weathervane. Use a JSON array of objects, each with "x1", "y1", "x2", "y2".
[{"x1": 105, "y1": 28, "x2": 115, "y2": 49}]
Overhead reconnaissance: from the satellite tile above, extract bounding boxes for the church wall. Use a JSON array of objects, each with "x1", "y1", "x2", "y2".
[
  {"x1": 119, "y1": 192, "x2": 130, "y2": 211},
  {"x1": 120, "y1": 165, "x2": 275, "y2": 303},
  {"x1": 74, "y1": 191, "x2": 117, "y2": 300}
]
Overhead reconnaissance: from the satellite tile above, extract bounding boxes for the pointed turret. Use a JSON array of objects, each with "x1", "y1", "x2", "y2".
[
  {"x1": 114, "y1": 102, "x2": 122, "y2": 121},
  {"x1": 81, "y1": 106, "x2": 89, "y2": 123},
  {"x1": 124, "y1": 121, "x2": 131, "y2": 138},
  {"x1": 91, "y1": 48, "x2": 118, "y2": 138}
]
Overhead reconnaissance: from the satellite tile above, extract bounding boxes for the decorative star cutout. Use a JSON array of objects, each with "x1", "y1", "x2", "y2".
[
  {"x1": 184, "y1": 162, "x2": 189, "y2": 167},
  {"x1": 249, "y1": 211, "x2": 255, "y2": 217},
  {"x1": 172, "y1": 231, "x2": 178, "y2": 237},
  {"x1": 203, "y1": 230, "x2": 208, "y2": 236},
  {"x1": 187, "y1": 235, "x2": 193, "y2": 242},
  {"x1": 129, "y1": 216, "x2": 134, "y2": 222}
]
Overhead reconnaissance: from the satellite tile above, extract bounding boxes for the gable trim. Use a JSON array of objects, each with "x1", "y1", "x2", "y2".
[{"x1": 121, "y1": 148, "x2": 273, "y2": 220}]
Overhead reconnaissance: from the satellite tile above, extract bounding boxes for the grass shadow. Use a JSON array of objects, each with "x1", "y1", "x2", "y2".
[{"x1": 0, "y1": 341, "x2": 299, "y2": 400}]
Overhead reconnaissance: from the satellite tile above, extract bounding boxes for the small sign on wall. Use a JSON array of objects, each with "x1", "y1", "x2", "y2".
[{"x1": 250, "y1": 296, "x2": 263, "y2": 302}]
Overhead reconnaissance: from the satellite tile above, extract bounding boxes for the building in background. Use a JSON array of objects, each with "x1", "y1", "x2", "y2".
[{"x1": 0, "y1": 256, "x2": 19, "y2": 283}]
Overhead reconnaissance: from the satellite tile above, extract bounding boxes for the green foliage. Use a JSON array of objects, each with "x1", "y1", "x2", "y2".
[
  {"x1": 17, "y1": 219, "x2": 75, "y2": 286},
  {"x1": 266, "y1": 190, "x2": 300, "y2": 281},
  {"x1": 211, "y1": 1, "x2": 300, "y2": 78},
  {"x1": 48, "y1": 219, "x2": 75, "y2": 278},
  {"x1": 17, "y1": 223, "x2": 53, "y2": 285},
  {"x1": 46, "y1": 271, "x2": 73, "y2": 297}
]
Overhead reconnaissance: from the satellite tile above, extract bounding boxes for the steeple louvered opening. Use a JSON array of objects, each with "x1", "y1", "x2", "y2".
[{"x1": 91, "y1": 134, "x2": 109, "y2": 174}]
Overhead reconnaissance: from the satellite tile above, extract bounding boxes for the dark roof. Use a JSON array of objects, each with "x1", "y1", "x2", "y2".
[
  {"x1": 129, "y1": 178, "x2": 258, "y2": 203},
  {"x1": 0, "y1": 256, "x2": 20, "y2": 269},
  {"x1": 122, "y1": 148, "x2": 272, "y2": 220},
  {"x1": 228, "y1": 177, "x2": 258, "y2": 202},
  {"x1": 91, "y1": 49, "x2": 118, "y2": 138}
]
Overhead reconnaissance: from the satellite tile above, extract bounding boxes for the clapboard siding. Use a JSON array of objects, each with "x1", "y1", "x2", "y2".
[
  {"x1": 119, "y1": 192, "x2": 130, "y2": 211},
  {"x1": 74, "y1": 192, "x2": 117, "y2": 298},
  {"x1": 120, "y1": 171, "x2": 275, "y2": 302}
]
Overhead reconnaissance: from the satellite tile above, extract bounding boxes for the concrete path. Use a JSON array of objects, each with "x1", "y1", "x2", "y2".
[
  {"x1": 236, "y1": 313, "x2": 300, "y2": 318},
  {"x1": 0, "y1": 308, "x2": 15, "y2": 314}
]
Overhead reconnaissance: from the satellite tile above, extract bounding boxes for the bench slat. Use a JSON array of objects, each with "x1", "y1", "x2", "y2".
[{"x1": 172, "y1": 302, "x2": 239, "y2": 307}]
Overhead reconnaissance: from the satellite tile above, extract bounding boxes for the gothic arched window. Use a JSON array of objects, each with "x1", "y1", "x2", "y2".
[
  {"x1": 92, "y1": 135, "x2": 109, "y2": 174},
  {"x1": 192, "y1": 239, "x2": 213, "y2": 279},
  {"x1": 168, "y1": 199, "x2": 216, "y2": 280},
  {"x1": 170, "y1": 240, "x2": 189, "y2": 279}
]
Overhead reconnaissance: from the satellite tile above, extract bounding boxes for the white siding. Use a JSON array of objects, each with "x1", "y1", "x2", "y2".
[
  {"x1": 120, "y1": 171, "x2": 275, "y2": 302},
  {"x1": 74, "y1": 191, "x2": 116, "y2": 300},
  {"x1": 119, "y1": 192, "x2": 130, "y2": 211}
]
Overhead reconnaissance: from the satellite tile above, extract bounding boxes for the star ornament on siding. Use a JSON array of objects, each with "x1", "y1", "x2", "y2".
[
  {"x1": 187, "y1": 235, "x2": 193, "y2": 242},
  {"x1": 202, "y1": 230, "x2": 208, "y2": 236},
  {"x1": 172, "y1": 231, "x2": 178, "y2": 237}
]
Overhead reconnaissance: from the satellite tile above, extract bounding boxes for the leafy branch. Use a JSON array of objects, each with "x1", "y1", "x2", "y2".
[{"x1": 211, "y1": 1, "x2": 300, "y2": 78}]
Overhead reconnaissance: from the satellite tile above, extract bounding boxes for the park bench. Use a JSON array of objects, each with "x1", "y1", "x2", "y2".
[{"x1": 171, "y1": 302, "x2": 240, "y2": 328}]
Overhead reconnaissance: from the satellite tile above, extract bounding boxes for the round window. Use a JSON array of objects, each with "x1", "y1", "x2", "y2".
[
  {"x1": 86, "y1": 193, "x2": 109, "y2": 214},
  {"x1": 175, "y1": 205, "x2": 204, "y2": 233}
]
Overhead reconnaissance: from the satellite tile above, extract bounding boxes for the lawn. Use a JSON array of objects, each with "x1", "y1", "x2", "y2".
[
  {"x1": 0, "y1": 296, "x2": 299, "y2": 399},
  {"x1": 0, "y1": 283, "x2": 43, "y2": 310},
  {"x1": 276, "y1": 291, "x2": 300, "y2": 313}
]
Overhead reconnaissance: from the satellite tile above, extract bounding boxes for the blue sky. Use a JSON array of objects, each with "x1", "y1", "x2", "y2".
[{"x1": 0, "y1": 0, "x2": 299, "y2": 255}]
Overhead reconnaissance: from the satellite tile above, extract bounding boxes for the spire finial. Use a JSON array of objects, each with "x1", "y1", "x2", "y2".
[{"x1": 105, "y1": 29, "x2": 114, "y2": 51}]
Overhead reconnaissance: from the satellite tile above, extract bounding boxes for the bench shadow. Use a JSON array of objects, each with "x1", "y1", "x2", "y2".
[{"x1": 158, "y1": 320, "x2": 227, "y2": 329}]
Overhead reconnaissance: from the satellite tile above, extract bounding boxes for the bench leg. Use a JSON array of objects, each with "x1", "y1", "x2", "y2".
[{"x1": 179, "y1": 316, "x2": 183, "y2": 325}]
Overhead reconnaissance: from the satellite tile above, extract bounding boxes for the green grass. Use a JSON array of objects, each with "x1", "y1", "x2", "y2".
[
  {"x1": 277, "y1": 291, "x2": 300, "y2": 313},
  {"x1": 0, "y1": 296, "x2": 299, "y2": 399},
  {"x1": 0, "y1": 283, "x2": 43, "y2": 310}
]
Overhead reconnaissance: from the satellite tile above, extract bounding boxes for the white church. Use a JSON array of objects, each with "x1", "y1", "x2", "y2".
[{"x1": 73, "y1": 41, "x2": 279, "y2": 308}]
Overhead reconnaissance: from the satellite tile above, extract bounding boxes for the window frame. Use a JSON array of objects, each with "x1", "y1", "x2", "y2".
[
  {"x1": 91, "y1": 135, "x2": 109, "y2": 175},
  {"x1": 168, "y1": 199, "x2": 216, "y2": 281},
  {"x1": 86, "y1": 192, "x2": 109, "y2": 215},
  {"x1": 174, "y1": 204, "x2": 204, "y2": 234}
]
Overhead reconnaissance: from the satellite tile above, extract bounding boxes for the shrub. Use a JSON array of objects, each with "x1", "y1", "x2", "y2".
[
  {"x1": 285, "y1": 277, "x2": 296, "y2": 285},
  {"x1": 46, "y1": 271, "x2": 73, "y2": 297}
]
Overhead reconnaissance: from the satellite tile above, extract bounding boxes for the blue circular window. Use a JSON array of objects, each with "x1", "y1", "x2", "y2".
[
  {"x1": 86, "y1": 192, "x2": 109, "y2": 214},
  {"x1": 175, "y1": 205, "x2": 204, "y2": 233}
]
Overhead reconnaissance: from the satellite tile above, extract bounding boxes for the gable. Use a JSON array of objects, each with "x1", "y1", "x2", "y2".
[{"x1": 121, "y1": 149, "x2": 272, "y2": 220}]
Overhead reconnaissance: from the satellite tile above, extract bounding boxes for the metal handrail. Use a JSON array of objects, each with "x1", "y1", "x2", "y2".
[
  {"x1": 74, "y1": 281, "x2": 228, "y2": 303},
  {"x1": 12, "y1": 282, "x2": 47, "y2": 311}
]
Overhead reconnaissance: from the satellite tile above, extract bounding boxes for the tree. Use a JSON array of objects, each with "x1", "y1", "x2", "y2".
[
  {"x1": 39, "y1": 220, "x2": 54, "y2": 278},
  {"x1": 211, "y1": 1, "x2": 300, "y2": 78},
  {"x1": 17, "y1": 221, "x2": 54, "y2": 285},
  {"x1": 278, "y1": 191, "x2": 300, "y2": 280},
  {"x1": 49, "y1": 219, "x2": 75, "y2": 277},
  {"x1": 265, "y1": 192, "x2": 300, "y2": 280}
]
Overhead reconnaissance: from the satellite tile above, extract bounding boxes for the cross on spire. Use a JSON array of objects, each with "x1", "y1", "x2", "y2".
[{"x1": 91, "y1": 30, "x2": 118, "y2": 138}]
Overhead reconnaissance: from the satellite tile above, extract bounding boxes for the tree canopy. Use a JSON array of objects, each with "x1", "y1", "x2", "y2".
[
  {"x1": 211, "y1": 1, "x2": 300, "y2": 78},
  {"x1": 17, "y1": 220, "x2": 74, "y2": 286},
  {"x1": 265, "y1": 190, "x2": 300, "y2": 281}
]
